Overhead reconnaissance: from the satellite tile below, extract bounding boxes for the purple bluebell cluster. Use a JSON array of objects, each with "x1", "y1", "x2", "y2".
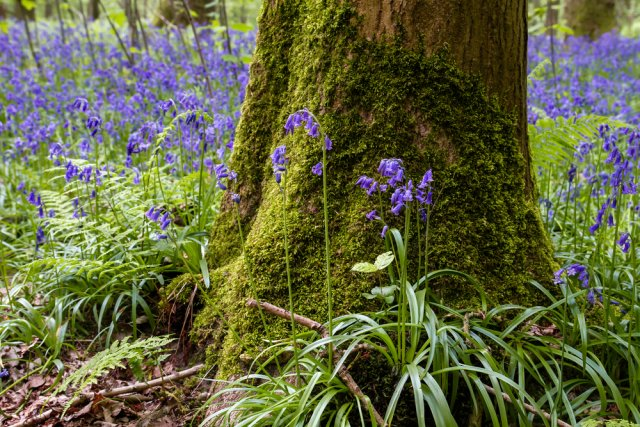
[
  {"x1": 529, "y1": 33, "x2": 640, "y2": 125},
  {"x1": 283, "y1": 109, "x2": 333, "y2": 176},
  {"x1": 271, "y1": 145, "x2": 288, "y2": 185},
  {"x1": 0, "y1": 23, "x2": 254, "y2": 251},
  {"x1": 146, "y1": 206, "x2": 172, "y2": 239},
  {"x1": 357, "y1": 159, "x2": 434, "y2": 237}
]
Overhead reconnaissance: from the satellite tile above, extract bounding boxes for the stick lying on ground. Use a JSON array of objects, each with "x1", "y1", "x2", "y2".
[
  {"x1": 246, "y1": 298, "x2": 387, "y2": 427},
  {"x1": 11, "y1": 364, "x2": 204, "y2": 427}
]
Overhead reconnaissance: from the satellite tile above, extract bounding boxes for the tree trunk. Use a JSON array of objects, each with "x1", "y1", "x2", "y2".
[
  {"x1": 565, "y1": 0, "x2": 616, "y2": 39},
  {"x1": 14, "y1": 0, "x2": 35, "y2": 20},
  {"x1": 153, "y1": 0, "x2": 211, "y2": 26},
  {"x1": 88, "y1": 0, "x2": 100, "y2": 20},
  {"x1": 189, "y1": 0, "x2": 555, "y2": 374}
]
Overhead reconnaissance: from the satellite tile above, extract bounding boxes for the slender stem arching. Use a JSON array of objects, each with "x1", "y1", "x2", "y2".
[
  {"x1": 281, "y1": 172, "x2": 300, "y2": 382},
  {"x1": 321, "y1": 144, "x2": 334, "y2": 372},
  {"x1": 233, "y1": 204, "x2": 282, "y2": 373}
]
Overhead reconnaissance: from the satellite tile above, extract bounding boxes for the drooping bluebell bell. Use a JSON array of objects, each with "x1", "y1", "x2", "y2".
[
  {"x1": 554, "y1": 263, "x2": 589, "y2": 289},
  {"x1": 0, "y1": 368, "x2": 9, "y2": 380},
  {"x1": 312, "y1": 162, "x2": 323, "y2": 176},
  {"x1": 72, "y1": 97, "x2": 89, "y2": 112},
  {"x1": 271, "y1": 145, "x2": 288, "y2": 184},
  {"x1": 618, "y1": 232, "x2": 631, "y2": 253},
  {"x1": 324, "y1": 135, "x2": 333, "y2": 151},
  {"x1": 35, "y1": 226, "x2": 45, "y2": 251},
  {"x1": 366, "y1": 210, "x2": 380, "y2": 221}
]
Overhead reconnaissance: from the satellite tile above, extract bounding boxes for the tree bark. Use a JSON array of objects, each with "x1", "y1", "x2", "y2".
[
  {"x1": 88, "y1": 0, "x2": 100, "y2": 20},
  {"x1": 14, "y1": 0, "x2": 35, "y2": 20},
  {"x1": 565, "y1": 0, "x2": 617, "y2": 39},
  {"x1": 190, "y1": 0, "x2": 555, "y2": 374},
  {"x1": 154, "y1": 0, "x2": 211, "y2": 26}
]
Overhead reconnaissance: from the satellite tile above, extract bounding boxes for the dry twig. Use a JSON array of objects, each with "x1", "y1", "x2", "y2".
[{"x1": 10, "y1": 364, "x2": 204, "y2": 427}]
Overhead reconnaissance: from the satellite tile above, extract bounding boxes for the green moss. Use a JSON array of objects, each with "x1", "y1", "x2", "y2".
[{"x1": 196, "y1": 0, "x2": 556, "y2": 376}]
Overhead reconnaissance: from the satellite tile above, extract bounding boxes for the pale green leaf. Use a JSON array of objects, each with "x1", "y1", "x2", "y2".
[
  {"x1": 374, "y1": 251, "x2": 394, "y2": 270},
  {"x1": 351, "y1": 262, "x2": 378, "y2": 273},
  {"x1": 230, "y1": 23, "x2": 253, "y2": 32},
  {"x1": 21, "y1": 0, "x2": 36, "y2": 11}
]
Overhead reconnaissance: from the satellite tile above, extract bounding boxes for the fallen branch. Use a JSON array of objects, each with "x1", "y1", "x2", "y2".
[
  {"x1": 483, "y1": 384, "x2": 572, "y2": 427},
  {"x1": 246, "y1": 298, "x2": 387, "y2": 427},
  {"x1": 10, "y1": 364, "x2": 204, "y2": 427},
  {"x1": 101, "y1": 363, "x2": 204, "y2": 397}
]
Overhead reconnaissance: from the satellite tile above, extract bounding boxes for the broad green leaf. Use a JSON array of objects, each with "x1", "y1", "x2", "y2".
[
  {"x1": 374, "y1": 251, "x2": 394, "y2": 270},
  {"x1": 351, "y1": 262, "x2": 377, "y2": 273},
  {"x1": 230, "y1": 23, "x2": 253, "y2": 32},
  {"x1": 108, "y1": 11, "x2": 127, "y2": 27},
  {"x1": 21, "y1": 0, "x2": 36, "y2": 11},
  {"x1": 221, "y1": 54, "x2": 239, "y2": 63},
  {"x1": 551, "y1": 24, "x2": 574, "y2": 35},
  {"x1": 0, "y1": 22, "x2": 8, "y2": 35}
]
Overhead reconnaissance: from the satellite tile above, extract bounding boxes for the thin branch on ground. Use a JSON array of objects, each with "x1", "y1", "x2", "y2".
[{"x1": 10, "y1": 364, "x2": 204, "y2": 427}]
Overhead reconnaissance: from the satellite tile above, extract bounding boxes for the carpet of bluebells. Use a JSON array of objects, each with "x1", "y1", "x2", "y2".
[
  {"x1": 1, "y1": 19, "x2": 640, "y2": 423},
  {"x1": 0, "y1": 23, "x2": 253, "y2": 361}
]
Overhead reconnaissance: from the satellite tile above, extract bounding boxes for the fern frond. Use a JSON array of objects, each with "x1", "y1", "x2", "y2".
[
  {"x1": 529, "y1": 114, "x2": 630, "y2": 169},
  {"x1": 55, "y1": 335, "x2": 175, "y2": 412}
]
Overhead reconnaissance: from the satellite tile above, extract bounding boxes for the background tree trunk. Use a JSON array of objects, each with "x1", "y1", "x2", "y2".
[
  {"x1": 154, "y1": 0, "x2": 211, "y2": 26},
  {"x1": 14, "y1": 0, "x2": 35, "y2": 20},
  {"x1": 565, "y1": 0, "x2": 617, "y2": 38},
  {"x1": 88, "y1": 0, "x2": 100, "y2": 20},
  {"x1": 189, "y1": 0, "x2": 555, "y2": 374}
]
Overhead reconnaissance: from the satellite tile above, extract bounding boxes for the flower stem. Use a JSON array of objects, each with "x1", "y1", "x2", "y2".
[{"x1": 282, "y1": 173, "x2": 300, "y2": 382}]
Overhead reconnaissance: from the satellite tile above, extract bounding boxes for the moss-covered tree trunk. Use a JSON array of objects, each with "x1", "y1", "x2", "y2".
[
  {"x1": 565, "y1": 0, "x2": 616, "y2": 39},
  {"x1": 190, "y1": 0, "x2": 555, "y2": 373}
]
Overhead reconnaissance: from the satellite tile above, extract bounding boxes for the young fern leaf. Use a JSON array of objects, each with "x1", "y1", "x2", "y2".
[{"x1": 54, "y1": 335, "x2": 174, "y2": 412}]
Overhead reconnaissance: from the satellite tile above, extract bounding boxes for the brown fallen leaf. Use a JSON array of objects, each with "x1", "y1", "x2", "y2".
[{"x1": 28, "y1": 375, "x2": 45, "y2": 389}]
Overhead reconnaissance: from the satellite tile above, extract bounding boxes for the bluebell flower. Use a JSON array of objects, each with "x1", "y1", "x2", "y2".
[
  {"x1": 380, "y1": 225, "x2": 388, "y2": 239},
  {"x1": 232, "y1": 193, "x2": 241, "y2": 204},
  {"x1": 161, "y1": 217, "x2": 171, "y2": 230},
  {"x1": 418, "y1": 170, "x2": 433, "y2": 189},
  {"x1": 49, "y1": 142, "x2": 63, "y2": 159},
  {"x1": 271, "y1": 145, "x2": 288, "y2": 183},
  {"x1": 0, "y1": 368, "x2": 8, "y2": 380},
  {"x1": 324, "y1": 135, "x2": 333, "y2": 151},
  {"x1": 568, "y1": 164, "x2": 577, "y2": 183},
  {"x1": 27, "y1": 190, "x2": 38, "y2": 206},
  {"x1": 72, "y1": 97, "x2": 89, "y2": 112},
  {"x1": 618, "y1": 232, "x2": 631, "y2": 253},
  {"x1": 554, "y1": 263, "x2": 589, "y2": 288},
  {"x1": 308, "y1": 123, "x2": 319, "y2": 138},
  {"x1": 35, "y1": 227, "x2": 45, "y2": 251},
  {"x1": 312, "y1": 162, "x2": 323, "y2": 176},
  {"x1": 366, "y1": 210, "x2": 380, "y2": 221}
]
